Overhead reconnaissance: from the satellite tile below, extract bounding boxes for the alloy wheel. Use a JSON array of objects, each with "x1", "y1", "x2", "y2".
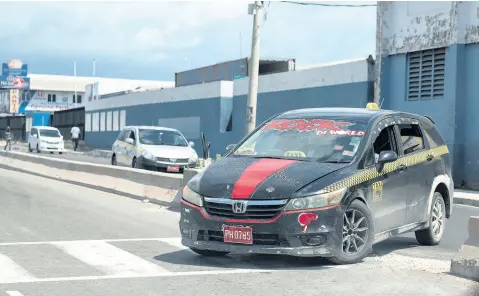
[
  {"x1": 431, "y1": 198, "x2": 445, "y2": 239},
  {"x1": 342, "y1": 209, "x2": 369, "y2": 255}
]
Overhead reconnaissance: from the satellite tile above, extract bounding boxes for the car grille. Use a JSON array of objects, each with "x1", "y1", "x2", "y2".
[
  {"x1": 156, "y1": 157, "x2": 190, "y2": 163},
  {"x1": 203, "y1": 197, "x2": 288, "y2": 220},
  {"x1": 198, "y1": 230, "x2": 290, "y2": 247}
]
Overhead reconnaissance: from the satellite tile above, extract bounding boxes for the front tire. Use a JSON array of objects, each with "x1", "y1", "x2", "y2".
[
  {"x1": 189, "y1": 248, "x2": 229, "y2": 257},
  {"x1": 111, "y1": 154, "x2": 117, "y2": 166},
  {"x1": 328, "y1": 200, "x2": 374, "y2": 265},
  {"x1": 28, "y1": 144, "x2": 33, "y2": 152},
  {"x1": 36, "y1": 144, "x2": 41, "y2": 153},
  {"x1": 415, "y1": 192, "x2": 446, "y2": 246}
]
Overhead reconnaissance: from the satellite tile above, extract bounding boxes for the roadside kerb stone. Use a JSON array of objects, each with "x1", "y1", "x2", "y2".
[
  {"x1": 0, "y1": 151, "x2": 183, "y2": 207},
  {"x1": 450, "y1": 216, "x2": 479, "y2": 281}
]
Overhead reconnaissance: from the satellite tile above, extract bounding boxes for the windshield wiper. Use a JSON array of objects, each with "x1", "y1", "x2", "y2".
[{"x1": 321, "y1": 160, "x2": 350, "y2": 163}]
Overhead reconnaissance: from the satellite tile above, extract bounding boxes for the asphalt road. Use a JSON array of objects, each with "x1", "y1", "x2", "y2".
[{"x1": 0, "y1": 168, "x2": 477, "y2": 296}]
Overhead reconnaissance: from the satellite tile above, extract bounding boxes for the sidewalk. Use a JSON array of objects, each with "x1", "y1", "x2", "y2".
[{"x1": 454, "y1": 189, "x2": 479, "y2": 207}]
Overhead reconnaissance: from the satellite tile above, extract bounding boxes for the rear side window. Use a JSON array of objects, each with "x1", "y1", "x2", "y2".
[
  {"x1": 398, "y1": 124, "x2": 424, "y2": 155},
  {"x1": 422, "y1": 125, "x2": 444, "y2": 148}
]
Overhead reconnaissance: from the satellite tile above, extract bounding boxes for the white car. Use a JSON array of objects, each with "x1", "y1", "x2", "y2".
[
  {"x1": 111, "y1": 126, "x2": 198, "y2": 173},
  {"x1": 28, "y1": 126, "x2": 65, "y2": 154}
]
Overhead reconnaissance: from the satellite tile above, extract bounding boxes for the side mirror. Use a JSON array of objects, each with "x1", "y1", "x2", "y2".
[
  {"x1": 376, "y1": 150, "x2": 398, "y2": 172},
  {"x1": 189, "y1": 141, "x2": 195, "y2": 148},
  {"x1": 125, "y1": 138, "x2": 134, "y2": 145},
  {"x1": 226, "y1": 144, "x2": 236, "y2": 152},
  {"x1": 33, "y1": 134, "x2": 38, "y2": 138}
]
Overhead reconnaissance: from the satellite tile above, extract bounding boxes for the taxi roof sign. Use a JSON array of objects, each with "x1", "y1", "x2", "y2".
[{"x1": 366, "y1": 103, "x2": 380, "y2": 110}]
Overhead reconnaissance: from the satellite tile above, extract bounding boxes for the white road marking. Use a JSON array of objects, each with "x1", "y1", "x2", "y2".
[
  {"x1": 6, "y1": 291, "x2": 24, "y2": 296},
  {"x1": 157, "y1": 238, "x2": 188, "y2": 250},
  {"x1": 51, "y1": 241, "x2": 170, "y2": 276},
  {"x1": 0, "y1": 237, "x2": 175, "y2": 246},
  {"x1": 0, "y1": 269, "x2": 274, "y2": 284},
  {"x1": 0, "y1": 254, "x2": 36, "y2": 284}
]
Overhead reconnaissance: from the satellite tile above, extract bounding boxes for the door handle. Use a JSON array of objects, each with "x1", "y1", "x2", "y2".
[
  {"x1": 397, "y1": 165, "x2": 407, "y2": 172},
  {"x1": 426, "y1": 154, "x2": 434, "y2": 162}
]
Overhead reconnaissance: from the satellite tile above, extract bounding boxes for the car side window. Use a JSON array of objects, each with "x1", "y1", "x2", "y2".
[
  {"x1": 117, "y1": 130, "x2": 126, "y2": 141},
  {"x1": 398, "y1": 124, "x2": 424, "y2": 155},
  {"x1": 422, "y1": 124, "x2": 443, "y2": 148},
  {"x1": 364, "y1": 124, "x2": 398, "y2": 167},
  {"x1": 122, "y1": 130, "x2": 131, "y2": 141},
  {"x1": 129, "y1": 130, "x2": 136, "y2": 141},
  {"x1": 30, "y1": 128, "x2": 36, "y2": 136}
]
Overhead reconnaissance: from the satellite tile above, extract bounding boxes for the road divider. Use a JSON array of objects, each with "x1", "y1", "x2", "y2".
[
  {"x1": 450, "y1": 216, "x2": 479, "y2": 280},
  {"x1": 0, "y1": 151, "x2": 184, "y2": 208}
]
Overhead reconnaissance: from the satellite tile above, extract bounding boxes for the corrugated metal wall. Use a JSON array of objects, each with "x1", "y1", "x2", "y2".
[
  {"x1": 0, "y1": 115, "x2": 26, "y2": 141},
  {"x1": 52, "y1": 107, "x2": 85, "y2": 139}
]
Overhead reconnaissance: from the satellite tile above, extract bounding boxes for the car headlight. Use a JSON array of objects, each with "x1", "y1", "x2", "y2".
[
  {"x1": 284, "y1": 188, "x2": 347, "y2": 211},
  {"x1": 141, "y1": 149, "x2": 156, "y2": 161},
  {"x1": 182, "y1": 186, "x2": 203, "y2": 206},
  {"x1": 189, "y1": 152, "x2": 198, "y2": 163}
]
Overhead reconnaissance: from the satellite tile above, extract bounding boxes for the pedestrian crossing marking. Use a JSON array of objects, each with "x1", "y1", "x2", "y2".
[
  {"x1": 0, "y1": 238, "x2": 274, "y2": 284},
  {"x1": 0, "y1": 253, "x2": 36, "y2": 284},
  {"x1": 52, "y1": 241, "x2": 171, "y2": 276}
]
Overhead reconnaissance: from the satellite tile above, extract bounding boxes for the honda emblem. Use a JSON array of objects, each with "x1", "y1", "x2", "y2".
[{"x1": 232, "y1": 201, "x2": 248, "y2": 214}]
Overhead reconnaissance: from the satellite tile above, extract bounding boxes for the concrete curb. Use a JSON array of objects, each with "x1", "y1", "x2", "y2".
[
  {"x1": 451, "y1": 216, "x2": 479, "y2": 281},
  {"x1": 0, "y1": 151, "x2": 184, "y2": 208},
  {"x1": 453, "y1": 196, "x2": 479, "y2": 207}
]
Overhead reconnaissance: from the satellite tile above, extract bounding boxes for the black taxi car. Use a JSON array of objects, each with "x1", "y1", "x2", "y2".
[{"x1": 179, "y1": 103, "x2": 453, "y2": 264}]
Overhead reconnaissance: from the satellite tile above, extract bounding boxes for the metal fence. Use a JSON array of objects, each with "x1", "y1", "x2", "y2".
[
  {"x1": 0, "y1": 115, "x2": 26, "y2": 142},
  {"x1": 51, "y1": 107, "x2": 85, "y2": 140}
]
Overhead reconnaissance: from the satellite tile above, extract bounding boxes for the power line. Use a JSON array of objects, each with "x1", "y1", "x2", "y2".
[{"x1": 280, "y1": 1, "x2": 376, "y2": 7}]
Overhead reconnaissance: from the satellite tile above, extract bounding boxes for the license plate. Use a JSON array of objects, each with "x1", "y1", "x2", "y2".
[
  {"x1": 167, "y1": 165, "x2": 180, "y2": 172},
  {"x1": 223, "y1": 225, "x2": 253, "y2": 244}
]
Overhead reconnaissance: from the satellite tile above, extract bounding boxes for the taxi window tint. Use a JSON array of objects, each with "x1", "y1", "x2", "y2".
[
  {"x1": 422, "y1": 125, "x2": 443, "y2": 148},
  {"x1": 398, "y1": 124, "x2": 424, "y2": 155},
  {"x1": 232, "y1": 117, "x2": 368, "y2": 163}
]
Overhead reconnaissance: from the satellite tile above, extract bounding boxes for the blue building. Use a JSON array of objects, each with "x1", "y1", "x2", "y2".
[
  {"x1": 84, "y1": 57, "x2": 375, "y2": 157},
  {"x1": 377, "y1": 1, "x2": 479, "y2": 188}
]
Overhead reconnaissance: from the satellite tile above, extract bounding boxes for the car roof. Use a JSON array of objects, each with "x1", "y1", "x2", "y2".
[
  {"x1": 277, "y1": 107, "x2": 429, "y2": 123},
  {"x1": 32, "y1": 126, "x2": 59, "y2": 130},
  {"x1": 124, "y1": 125, "x2": 180, "y2": 132}
]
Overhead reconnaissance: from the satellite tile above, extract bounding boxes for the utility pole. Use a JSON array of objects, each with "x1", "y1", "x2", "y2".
[
  {"x1": 245, "y1": 1, "x2": 263, "y2": 136},
  {"x1": 373, "y1": 2, "x2": 383, "y2": 105},
  {"x1": 74, "y1": 58, "x2": 77, "y2": 109}
]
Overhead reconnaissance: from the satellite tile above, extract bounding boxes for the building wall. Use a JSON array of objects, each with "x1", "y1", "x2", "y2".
[
  {"x1": 378, "y1": 1, "x2": 479, "y2": 187},
  {"x1": 85, "y1": 58, "x2": 373, "y2": 158}
]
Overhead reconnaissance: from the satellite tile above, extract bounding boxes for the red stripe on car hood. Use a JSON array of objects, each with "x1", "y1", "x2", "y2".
[{"x1": 231, "y1": 159, "x2": 297, "y2": 199}]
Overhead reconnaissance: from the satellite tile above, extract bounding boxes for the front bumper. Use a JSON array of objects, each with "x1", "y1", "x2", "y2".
[
  {"x1": 179, "y1": 199, "x2": 344, "y2": 257},
  {"x1": 137, "y1": 156, "x2": 196, "y2": 172},
  {"x1": 40, "y1": 144, "x2": 64, "y2": 152}
]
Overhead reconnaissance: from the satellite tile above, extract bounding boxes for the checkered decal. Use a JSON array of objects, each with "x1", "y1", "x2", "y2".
[{"x1": 322, "y1": 145, "x2": 449, "y2": 193}]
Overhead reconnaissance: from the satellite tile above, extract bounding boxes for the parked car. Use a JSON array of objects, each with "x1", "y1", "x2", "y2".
[
  {"x1": 28, "y1": 126, "x2": 65, "y2": 154},
  {"x1": 111, "y1": 126, "x2": 198, "y2": 173},
  {"x1": 179, "y1": 103, "x2": 453, "y2": 264}
]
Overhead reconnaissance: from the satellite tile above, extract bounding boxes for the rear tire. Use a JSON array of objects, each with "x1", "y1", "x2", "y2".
[
  {"x1": 415, "y1": 192, "x2": 446, "y2": 246},
  {"x1": 189, "y1": 248, "x2": 229, "y2": 257},
  {"x1": 327, "y1": 200, "x2": 374, "y2": 265}
]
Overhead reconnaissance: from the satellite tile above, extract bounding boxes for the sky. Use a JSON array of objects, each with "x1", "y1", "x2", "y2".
[{"x1": 0, "y1": 0, "x2": 377, "y2": 81}]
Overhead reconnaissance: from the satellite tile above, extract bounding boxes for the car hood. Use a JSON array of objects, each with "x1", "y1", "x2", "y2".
[
  {"x1": 193, "y1": 157, "x2": 349, "y2": 200},
  {"x1": 142, "y1": 145, "x2": 194, "y2": 159}
]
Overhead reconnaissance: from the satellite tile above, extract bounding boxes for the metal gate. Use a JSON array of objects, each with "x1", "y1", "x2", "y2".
[{"x1": 0, "y1": 115, "x2": 26, "y2": 142}]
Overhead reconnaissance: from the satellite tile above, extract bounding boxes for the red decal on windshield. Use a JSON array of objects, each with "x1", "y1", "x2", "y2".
[
  {"x1": 231, "y1": 159, "x2": 297, "y2": 199},
  {"x1": 262, "y1": 119, "x2": 354, "y2": 132}
]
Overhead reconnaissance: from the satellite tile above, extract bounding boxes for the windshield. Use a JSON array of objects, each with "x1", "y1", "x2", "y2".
[
  {"x1": 233, "y1": 117, "x2": 368, "y2": 163},
  {"x1": 138, "y1": 129, "x2": 188, "y2": 147},
  {"x1": 39, "y1": 129, "x2": 61, "y2": 138}
]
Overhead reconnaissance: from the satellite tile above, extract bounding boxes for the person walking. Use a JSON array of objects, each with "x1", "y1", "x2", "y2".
[
  {"x1": 70, "y1": 124, "x2": 81, "y2": 151},
  {"x1": 4, "y1": 126, "x2": 12, "y2": 151}
]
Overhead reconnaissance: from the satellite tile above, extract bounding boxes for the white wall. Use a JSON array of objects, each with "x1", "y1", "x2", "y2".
[
  {"x1": 380, "y1": 1, "x2": 479, "y2": 55},
  {"x1": 25, "y1": 90, "x2": 85, "y2": 112}
]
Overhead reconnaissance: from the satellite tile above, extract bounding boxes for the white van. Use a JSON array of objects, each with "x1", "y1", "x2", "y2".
[
  {"x1": 111, "y1": 126, "x2": 198, "y2": 173},
  {"x1": 28, "y1": 126, "x2": 65, "y2": 154}
]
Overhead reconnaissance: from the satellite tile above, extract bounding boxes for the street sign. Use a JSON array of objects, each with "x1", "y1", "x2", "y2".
[
  {"x1": 2, "y1": 63, "x2": 28, "y2": 76},
  {"x1": 0, "y1": 75, "x2": 30, "y2": 90}
]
